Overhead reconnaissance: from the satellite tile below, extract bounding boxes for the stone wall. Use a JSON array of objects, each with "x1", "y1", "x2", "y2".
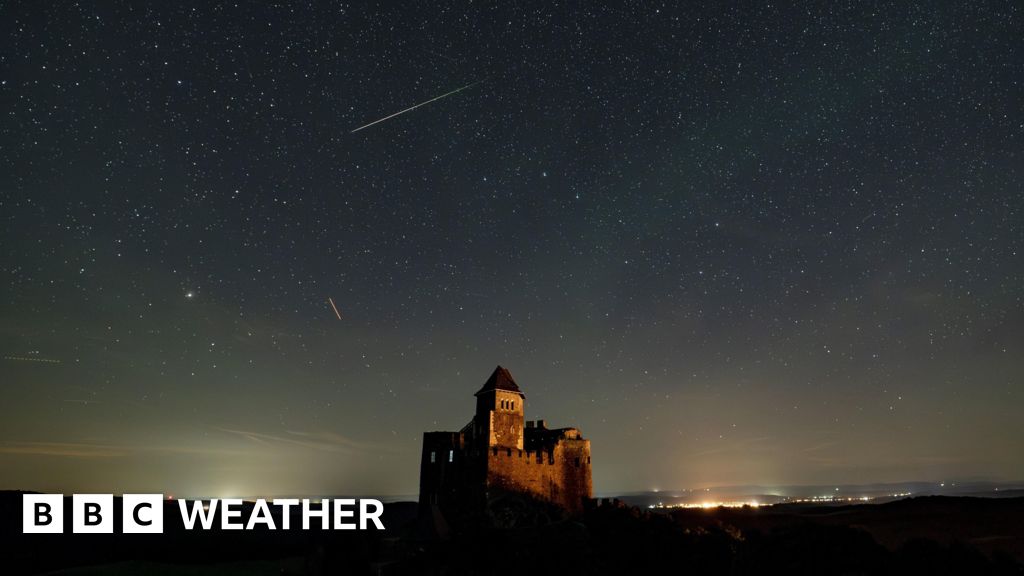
[
  {"x1": 419, "y1": 431, "x2": 483, "y2": 517},
  {"x1": 484, "y1": 437, "x2": 592, "y2": 513},
  {"x1": 488, "y1": 409, "x2": 524, "y2": 450}
]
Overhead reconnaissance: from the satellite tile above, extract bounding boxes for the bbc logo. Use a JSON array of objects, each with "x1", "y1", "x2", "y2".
[{"x1": 23, "y1": 494, "x2": 164, "y2": 534}]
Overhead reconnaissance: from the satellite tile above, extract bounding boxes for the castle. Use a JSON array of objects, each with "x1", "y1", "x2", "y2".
[{"x1": 418, "y1": 366, "x2": 593, "y2": 520}]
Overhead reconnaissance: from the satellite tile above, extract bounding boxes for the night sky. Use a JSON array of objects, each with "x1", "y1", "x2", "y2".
[{"x1": 1, "y1": 2, "x2": 1022, "y2": 498}]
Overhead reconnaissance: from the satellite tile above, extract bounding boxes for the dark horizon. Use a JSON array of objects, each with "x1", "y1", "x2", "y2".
[{"x1": 13, "y1": 479, "x2": 1023, "y2": 502}]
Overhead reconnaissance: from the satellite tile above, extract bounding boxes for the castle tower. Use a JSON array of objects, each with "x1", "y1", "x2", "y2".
[{"x1": 474, "y1": 365, "x2": 525, "y2": 450}]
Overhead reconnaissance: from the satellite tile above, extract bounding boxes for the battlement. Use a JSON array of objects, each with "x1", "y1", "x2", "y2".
[{"x1": 485, "y1": 442, "x2": 592, "y2": 466}]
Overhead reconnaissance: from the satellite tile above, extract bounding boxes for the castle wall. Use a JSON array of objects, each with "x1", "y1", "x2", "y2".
[
  {"x1": 484, "y1": 438, "x2": 592, "y2": 513},
  {"x1": 488, "y1": 410, "x2": 524, "y2": 449},
  {"x1": 419, "y1": 431, "x2": 483, "y2": 517}
]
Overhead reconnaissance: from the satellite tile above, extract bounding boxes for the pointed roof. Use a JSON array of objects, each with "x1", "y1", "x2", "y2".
[{"x1": 475, "y1": 365, "x2": 524, "y2": 396}]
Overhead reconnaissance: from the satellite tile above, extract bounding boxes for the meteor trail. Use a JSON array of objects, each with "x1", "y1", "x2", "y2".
[
  {"x1": 350, "y1": 80, "x2": 482, "y2": 133},
  {"x1": 3, "y1": 355, "x2": 62, "y2": 364},
  {"x1": 328, "y1": 297, "x2": 342, "y2": 320}
]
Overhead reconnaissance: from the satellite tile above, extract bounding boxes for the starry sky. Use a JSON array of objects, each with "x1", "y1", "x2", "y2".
[{"x1": 1, "y1": 2, "x2": 1022, "y2": 498}]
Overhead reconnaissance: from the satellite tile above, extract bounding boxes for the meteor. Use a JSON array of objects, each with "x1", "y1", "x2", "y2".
[
  {"x1": 3, "y1": 355, "x2": 61, "y2": 364},
  {"x1": 350, "y1": 80, "x2": 483, "y2": 133},
  {"x1": 328, "y1": 297, "x2": 342, "y2": 320}
]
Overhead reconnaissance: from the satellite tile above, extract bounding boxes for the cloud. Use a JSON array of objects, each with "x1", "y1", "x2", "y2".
[
  {"x1": 801, "y1": 440, "x2": 839, "y2": 453},
  {"x1": 0, "y1": 441, "x2": 127, "y2": 458},
  {"x1": 0, "y1": 440, "x2": 243, "y2": 459},
  {"x1": 217, "y1": 428, "x2": 383, "y2": 455}
]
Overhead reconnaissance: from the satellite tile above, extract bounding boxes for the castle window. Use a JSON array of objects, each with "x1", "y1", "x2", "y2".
[
  {"x1": 575, "y1": 457, "x2": 580, "y2": 467},
  {"x1": 449, "y1": 450, "x2": 454, "y2": 463},
  {"x1": 430, "y1": 451, "x2": 436, "y2": 463},
  {"x1": 507, "y1": 448, "x2": 511, "y2": 457},
  {"x1": 587, "y1": 456, "x2": 591, "y2": 464},
  {"x1": 493, "y1": 447, "x2": 498, "y2": 456}
]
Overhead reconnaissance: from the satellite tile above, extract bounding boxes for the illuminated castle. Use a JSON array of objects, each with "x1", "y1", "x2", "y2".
[{"x1": 418, "y1": 366, "x2": 593, "y2": 520}]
